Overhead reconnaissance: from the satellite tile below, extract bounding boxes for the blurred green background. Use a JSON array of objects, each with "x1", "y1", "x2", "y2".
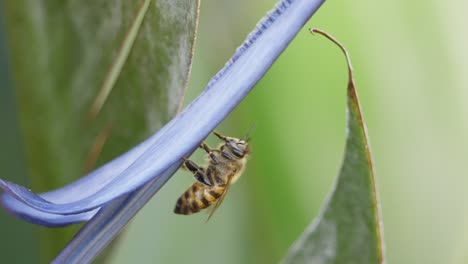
[{"x1": 2, "y1": 0, "x2": 468, "y2": 263}]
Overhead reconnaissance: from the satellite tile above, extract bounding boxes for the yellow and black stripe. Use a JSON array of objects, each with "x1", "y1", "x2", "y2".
[{"x1": 174, "y1": 182, "x2": 224, "y2": 215}]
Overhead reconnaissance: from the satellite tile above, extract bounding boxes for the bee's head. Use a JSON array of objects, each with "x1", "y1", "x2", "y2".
[{"x1": 214, "y1": 132, "x2": 251, "y2": 158}]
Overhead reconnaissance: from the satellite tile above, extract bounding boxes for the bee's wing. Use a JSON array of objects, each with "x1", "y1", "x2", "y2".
[{"x1": 206, "y1": 175, "x2": 233, "y2": 221}]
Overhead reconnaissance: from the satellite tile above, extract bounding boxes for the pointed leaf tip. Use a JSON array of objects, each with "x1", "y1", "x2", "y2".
[{"x1": 283, "y1": 29, "x2": 385, "y2": 264}]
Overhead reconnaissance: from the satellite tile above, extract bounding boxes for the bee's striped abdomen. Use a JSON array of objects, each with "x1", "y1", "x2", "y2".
[{"x1": 174, "y1": 182, "x2": 225, "y2": 215}]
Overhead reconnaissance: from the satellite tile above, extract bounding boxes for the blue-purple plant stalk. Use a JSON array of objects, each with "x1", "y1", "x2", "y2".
[{"x1": 0, "y1": 0, "x2": 325, "y2": 262}]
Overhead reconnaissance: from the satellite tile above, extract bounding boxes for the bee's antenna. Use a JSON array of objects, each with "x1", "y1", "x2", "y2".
[{"x1": 243, "y1": 123, "x2": 256, "y2": 142}]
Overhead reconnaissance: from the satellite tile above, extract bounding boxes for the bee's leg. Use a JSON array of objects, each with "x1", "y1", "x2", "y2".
[
  {"x1": 199, "y1": 142, "x2": 220, "y2": 164},
  {"x1": 213, "y1": 131, "x2": 228, "y2": 141},
  {"x1": 220, "y1": 151, "x2": 235, "y2": 160},
  {"x1": 212, "y1": 132, "x2": 237, "y2": 160},
  {"x1": 182, "y1": 157, "x2": 212, "y2": 186}
]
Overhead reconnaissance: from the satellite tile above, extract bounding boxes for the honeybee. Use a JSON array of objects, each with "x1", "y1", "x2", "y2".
[{"x1": 174, "y1": 130, "x2": 252, "y2": 220}]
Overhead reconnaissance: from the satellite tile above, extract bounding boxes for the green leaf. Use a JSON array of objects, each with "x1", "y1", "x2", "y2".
[
  {"x1": 282, "y1": 29, "x2": 385, "y2": 264},
  {"x1": 2, "y1": 0, "x2": 199, "y2": 262},
  {"x1": 0, "y1": 6, "x2": 39, "y2": 262}
]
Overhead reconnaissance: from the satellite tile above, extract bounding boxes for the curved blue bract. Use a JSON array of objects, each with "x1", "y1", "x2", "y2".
[
  {"x1": 0, "y1": 0, "x2": 325, "y2": 227},
  {"x1": 0, "y1": 123, "x2": 171, "y2": 224},
  {"x1": 1, "y1": 192, "x2": 98, "y2": 227}
]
